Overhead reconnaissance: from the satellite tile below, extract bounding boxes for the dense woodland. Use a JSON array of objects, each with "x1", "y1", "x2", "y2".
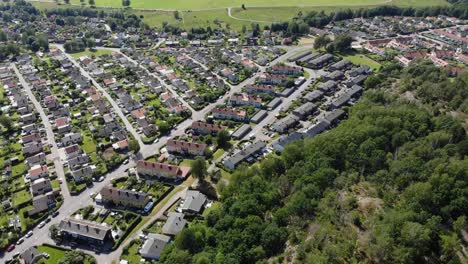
[{"x1": 159, "y1": 64, "x2": 468, "y2": 264}]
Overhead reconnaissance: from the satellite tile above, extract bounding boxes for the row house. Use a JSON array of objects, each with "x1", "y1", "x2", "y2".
[
  {"x1": 191, "y1": 121, "x2": 226, "y2": 135},
  {"x1": 244, "y1": 84, "x2": 276, "y2": 96},
  {"x1": 99, "y1": 185, "x2": 151, "y2": 209},
  {"x1": 257, "y1": 74, "x2": 288, "y2": 85},
  {"x1": 166, "y1": 139, "x2": 207, "y2": 156},
  {"x1": 212, "y1": 108, "x2": 248, "y2": 122},
  {"x1": 136, "y1": 161, "x2": 190, "y2": 182},
  {"x1": 229, "y1": 94, "x2": 262, "y2": 108},
  {"x1": 270, "y1": 65, "x2": 302, "y2": 75}
]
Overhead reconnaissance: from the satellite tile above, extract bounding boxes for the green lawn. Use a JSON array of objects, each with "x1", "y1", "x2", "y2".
[
  {"x1": 69, "y1": 0, "x2": 448, "y2": 10},
  {"x1": 179, "y1": 159, "x2": 193, "y2": 167},
  {"x1": 12, "y1": 189, "x2": 32, "y2": 206},
  {"x1": 12, "y1": 163, "x2": 27, "y2": 177},
  {"x1": 70, "y1": 48, "x2": 113, "y2": 58},
  {"x1": 121, "y1": 241, "x2": 141, "y2": 264},
  {"x1": 213, "y1": 149, "x2": 225, "y2": 160},
  {"x1": 82, "y1": 134, "x2": 97, "y2": 153},
  {"x1": 342, "y1": 54, "x2": 382, "y2": 71},
  {"x1": 51, "y1": 180, "x2": 60, "y2": 189},
  {"x1": 37, "y1": 245, "x2": 66, "y2": 264}
]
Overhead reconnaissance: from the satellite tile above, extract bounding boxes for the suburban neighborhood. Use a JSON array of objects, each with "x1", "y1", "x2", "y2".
[{"x1": 0, "y1": 0, "x2": 467, "y2": 263}]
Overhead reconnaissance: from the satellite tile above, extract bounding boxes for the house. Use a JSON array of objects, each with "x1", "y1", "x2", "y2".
[
  {"x1": 220, "y1": 68, "x2": 238, "y2": 83},
  {"x1": 28, "y1": 192, "x2": 55, "y2": 216},
  {"x1": 26, "y1": 152, "x2": 46, "y2": 167},
  {"x1": 67, "y1": 154, "x2": 90, "y2": 170},
  {"x1": 166, "y1": 139, "x2": 207, "y2": 156},
  {"x1": 304, "y1": 90, "x2": 324, "y2": 102},
  {"x1": 229, "y1": 94, "x2": 262, "y2": 108},
  {"x1": 322, "y1": 71, "x2": 344, "y2": 81},
  {"x1": 251, "y1": 110, "x2": 268, "y2": 124},
  {"x1": 273, "y1": 132, "x2": 304, "y2": 153},
  {"x1": 71, "y1": 166, "x2": 94, "y2": 183},
  {"x1": 267, "y1": 98, "x2": 282, "y2": 110},
  {"x1": 21, "y1": 133, "x2": 41, "y2": 145},
  {"x1": 288, "y1": 51, "x2": 312, "y2": 62},
  {"x1": 349, "y1": 66, "x2": 371, "y2": 77},
  {"x1": 257, "y1": 74, "x2": 288, "y2": 85},
  {"x1": 244, "y1": 84, "x2": 276, "y2": 95},
  {"x1": 324, "y1": 109, "x2": 346, "y2": 125},
  {"x1": 272, "y1": 114, "x2": 300, "y2": 133},
  {"x1": 99, "y1": 185, "x2": 151, "y2": 209},
  {"x1": 22, "y1": 142, "x2": 42, "y2": 157},
  {"x1": 345, "y1": 75, "x2": 367, "y2": 88},
  {"x1": 142, "y1": 125, "x2": 158, "y2": 137},
  {"x1": 21, "y1": 113, "x2": 36, "y2": 124},
  {"x1": 112, "y1": 139, "x2": 129, "y2": 152},
  {"x1": 329, "y1": 59, "x2": 352, "y2": 71},
  {"x1": 55, "y1": 117, "x2": 71, "y2": 134},
  {"x1": 139, "y1": 233, "x2": 171, "y2": 260},
  {"x1": 64, "y1": 144, "x2": 82, "y2": 160},
  {"x1": 61, "y1": 132, "x2": 82, "y2": 146},
  {"x1": 317, "y1": 80, "x2": 338, "y2": 94},
  {"x1": 212, "y1": 108, "x2": 248, "y2": 122},
  {"x1": 223, "y1": 141, "x2": 266, "y2": 169},
  {"x1": 231, "y1": 124, "x2": 252, "y2": 140},
  {"x1": 308, "y1": 54, "x2": 334, "y2": 69},
  {"x1": 19, "y1": 246, "x2": 43, "y2": 264},
  {"x1": 292, "y1": 102, "x2": 317, "y2": 120},
  {"x1": 27, "y1": 165, "x2": 48, "y2": 181},
  {"x1": 270, "y1": 65, "x2": 302, "y2": 76},
  {"x1": 181, "y1": 190, "x2": 207, "y2": 214},
  {"x1": 162, "y1": 212, "x2": 187, "y2": 236},
  {"x1": 191, "y1": 121, "x2": 226, "y2": 135},
  {"x1": 22, "y1": 124, "x2": 37, "y2": 134},
  {"x1": 30, "y1": 178, "x2": 52, "y2": 196},
  {"x1": 136, "y1": 161, "x2": 190, "y2": 182},
  {"x1": 58, "y1": 218, "x2": 113, "y2": 245}
]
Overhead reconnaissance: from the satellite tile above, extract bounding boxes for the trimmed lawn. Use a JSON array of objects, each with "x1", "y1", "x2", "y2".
[
  {"x1": 51, "y1": 180, "x2": 60, "y2": 189},
  {"x1": 179, "y1": 159, "x2": 193, "y2": 168},
  {"x1": 342, "y1": 54, "x2": 382, "y2": 71},
  {"x1": 37, "y1": 245, "x2": 66, "y2": 264},
  {"x1": 82, "y1": 134, "x2": 97, "y2": 153},
  {"x1": 213, "y1": 149, "x2": 225, "y2": 160},
  {"x1": 70, "y1": 48, "x2": 113, "y2": 58},
  {"x1": 121, "y1": 241, "x2": 141, "y2": 264},
  {"x1": 12, "y1": 163, "x2": 27, "y2": 177},
  {"x1": 12, "y1": 189, "x2": 32, "y2": 206}
]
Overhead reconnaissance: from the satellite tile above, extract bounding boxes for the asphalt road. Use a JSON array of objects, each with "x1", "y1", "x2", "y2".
[{"x1": 1, "y1": 43, "x2": 316, "y2": 263}]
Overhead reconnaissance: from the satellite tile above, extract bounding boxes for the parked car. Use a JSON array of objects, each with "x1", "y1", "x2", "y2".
[
  {"x1": 38, "y1": 221, "x2": 46, "y2": 228},
  {"x1": 25, "y1": 231, "x2": 33, "y2": 238},
  {"x1": 16, "y1": 238, "x2": 24, "y2": 245},
  {"x1": 45, "y1": 217, "x2": 51, "y2": 223},
  {"x1": 123, "y1": 159, "x2": 129, "y2": 164},
  {"x1": 6, "y1": 244, "x2": 15, "y2": 252},
  {"x1": 52, "y1": 211, "x2": 59, "y2": 217},
  {"x1": 43, "y1": 253, "x2": 50, "y2": 259},
  {"x1": 12, "y1": 252, "x2": 20, "y2": 258}
]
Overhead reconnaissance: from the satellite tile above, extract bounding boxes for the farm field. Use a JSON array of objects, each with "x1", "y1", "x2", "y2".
[{"x1": 68, "y1": 0, "x2": 449, "y2": 10}]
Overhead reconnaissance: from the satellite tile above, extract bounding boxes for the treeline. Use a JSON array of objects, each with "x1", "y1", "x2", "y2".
[{"x1": 158, "y1": 63, "x2": 467, "y2": 263}]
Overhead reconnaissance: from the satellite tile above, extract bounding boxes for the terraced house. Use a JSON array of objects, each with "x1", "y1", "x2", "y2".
[
  {"x1": 136, "y1": 161, "x2": 190, "y2": 182},
  {"x1": 99, "y1": 186, "x2": 151, "y2": 209},
  {"x1": 166, "y1": 139, "x2": 207, "y2": 156}
]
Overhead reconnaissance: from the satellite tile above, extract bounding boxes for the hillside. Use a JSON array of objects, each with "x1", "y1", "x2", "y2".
[{"x1": 158, "y1": 64, "x2": 468, "y2": 264}]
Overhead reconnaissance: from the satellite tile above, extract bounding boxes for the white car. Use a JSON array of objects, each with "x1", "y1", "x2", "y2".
[
  {"x1": 25, "y1": 231, "x2": 33, "y2": 238},
  {"x1": 38, "y1": 221, "x2": 46, "y2": 228}
]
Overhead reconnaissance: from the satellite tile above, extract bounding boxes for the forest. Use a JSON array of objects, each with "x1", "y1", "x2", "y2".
[{"x1": 159, "y1": 65, "x2": 468, "y2": 264}]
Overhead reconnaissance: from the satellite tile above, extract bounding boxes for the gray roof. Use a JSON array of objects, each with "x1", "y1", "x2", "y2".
[
  {"x1": 20, "y1": 246, "x2": 42, "y2": 264},
  {"x1": 330, "y1": 59, "x2": 351, "y2": 70},
  {"x1": 293, "y1": 102, "x2": 317, "y2": 117},
  {"x1": 325, "y1": 70, "x2": 344, "y2": 80},
  {"x1": 140, "y1": 233, "x2": 171, "y2": 259},
  {"x1": 251, "y1": 110, "x2": 268, "y2": 124},
  {"x1": 304, "y1": 90, "x2": 324, "y2": 102},
  {"x1": 224, "y1": 141, "x2": 266, "y2": 167},
  {"x1": 267, "y1": 98, "x2": 282, "y2": 109},
  {"x1": 303, "y1": 119, "x2": 330, "y2": 137},
  {"x1": 231, "y1": 124, "x2": 252, "y2": 139},
  {"x1": 162, "y1": 212, "x2": 187, "y2": 236},
  {"x1": 181, "y1": 190, "x2": 207, "y2": 213},
  {"x1": 309, "y1": 53, "x2": 334, "y2": 65},
  {"x1": 318, "y1": 80, "x2": 337, "y2": 92},
  {"x1": 59, "y1": 218, "x2": 111, "y2": 241},
  {"x1": 324, "y1": 109, "x2": 346, "y2": 124}
]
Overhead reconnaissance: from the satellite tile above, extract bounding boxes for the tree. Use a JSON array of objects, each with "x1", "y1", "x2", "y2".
[
  {"x1": 88, "y1": 0, "x2": 95, "y2": 5},
  {"x1": 64, "y1": 0, "x2": 70, "y2": 4},
  {"x1": 314, "y1": 35, "x2": 331, "y2": 50},
  {"x1": 0, "y1": 115, "x2": 13, "y2": 133},
  {"x1": 241, "y1": 4, "x2": 246, "y2": 10},
  {"x1": 216, "y1": 129, "x2": 230, "y2": 149},
  {"x1": 128, "y1": 139, "x2": 140, "y2": 153},
  {"x1": 174, "y1": 11, "x2": 180, "y2": 20},
  {"x1": 0, "y1": 30, "x2": 7, "y2": 42},
  {"x1": 49, "y1": 224, "x2": 60, "y2": 240},
  {"x1": 58, "y1": 250, "x2": 87, "y2": 264},
  {"x1": 331, "y1": 33, "x2": 352, "y2": 52},
  {"x1": 191, "y1": 157, "x2": 207, "y2": 182}
]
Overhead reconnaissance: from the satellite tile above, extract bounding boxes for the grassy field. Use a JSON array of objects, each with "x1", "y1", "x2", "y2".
[
  {"x1": 32, "y1": 0, "x2": 449, "y2": 30},
  {"x1": 68, "y1": 0, "x2": 448, "y2": 10},
  {"x1": 38, "y1": 245, "x2": 67, "y2": 264},
  {"x1": 70, "y1": 48, "x2": 113, "y2": 59},
  {"x1": 342, "y1": 53, "x2": 382, "y2": 71}
]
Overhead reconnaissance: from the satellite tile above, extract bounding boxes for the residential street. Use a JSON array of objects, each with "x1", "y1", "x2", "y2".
[{"x1": 2, "y1": 43, "x2": 318, "y2": 263}]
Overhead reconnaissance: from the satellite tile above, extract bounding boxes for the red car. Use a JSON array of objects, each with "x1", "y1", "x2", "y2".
[{"x1": 6, "y1": 244, "x2": 15, "y2": 252}]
